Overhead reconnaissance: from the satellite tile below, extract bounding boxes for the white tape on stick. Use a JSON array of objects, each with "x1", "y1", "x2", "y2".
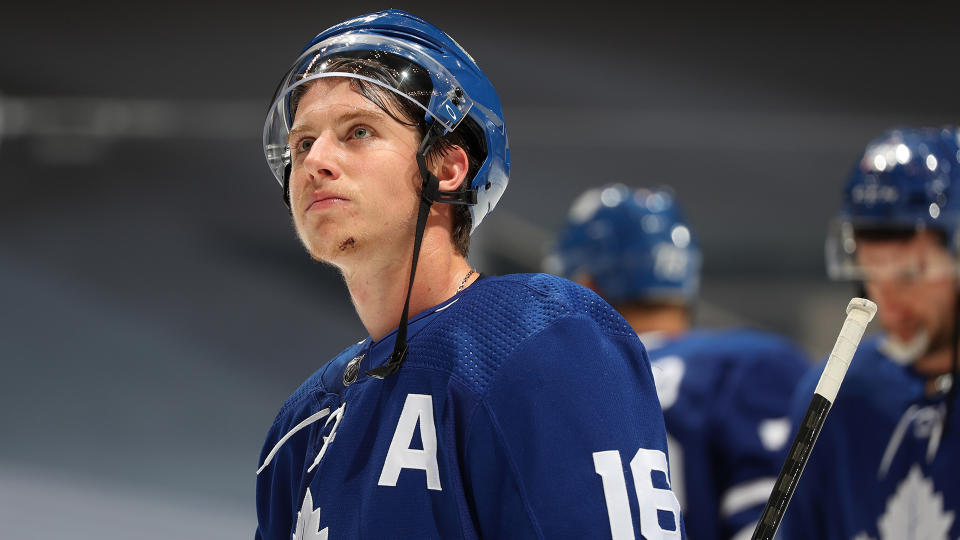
[{"x1": 814, "y1": 298, "x2": 878, "y2": 402}]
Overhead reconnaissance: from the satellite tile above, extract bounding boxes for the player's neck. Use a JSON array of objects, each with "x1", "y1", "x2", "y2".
[
  {"x1": 912, "y1": 347, "x2": 957, "y2": 397},
  {"x1": 913, "y1": 346, "x2": 955, "y2": 378},
  {"x1": 617, "y1": 304, "x2": 690, "y2": 337},
  {"x1": 340, "y1": 225, "x2": 473, "y2": 342}
]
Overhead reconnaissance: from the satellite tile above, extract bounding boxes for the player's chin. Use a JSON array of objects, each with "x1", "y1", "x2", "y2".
[
  {"x1": 295, "y1": 216, "x2": 340, "y2": 242},
  {"x1": 294, "y1": 208, "x2": 340, "y2": 229},
  {"x1": 304, "y1": 234, "x2": 361, "y2": 265}
]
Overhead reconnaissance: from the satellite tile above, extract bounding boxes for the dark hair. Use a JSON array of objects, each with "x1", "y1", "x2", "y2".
[
  {"x1": 854, "y1": 226, "x2": 949, "y2": 247},
  {"x1": 289, "y1": 52, "x2": 483, "y2": 256}
]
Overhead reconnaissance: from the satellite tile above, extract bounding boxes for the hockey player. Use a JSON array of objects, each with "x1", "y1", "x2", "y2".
[
  {"x1": 546, "y1": 184, "x2": 809, "y2": 540},
  {"x1": 781, "y1": 127, "x2": 960, "y2": 540},
  {"x1": 255, "y1": 10, "x2": 683, "y2": 540}
]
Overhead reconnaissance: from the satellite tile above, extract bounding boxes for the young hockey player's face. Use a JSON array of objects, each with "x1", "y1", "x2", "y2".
[
  {"x1": 286, "y1": 78, "x2": 422, "y2": 266},
  {"x1": 856, "y1": 229, "x2": 957, "y2": 350}
]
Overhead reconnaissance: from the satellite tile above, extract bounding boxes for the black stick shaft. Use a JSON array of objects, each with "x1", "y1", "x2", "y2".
[{"x1": 751, "y1": 393, "x2": 832, "y2": 540}]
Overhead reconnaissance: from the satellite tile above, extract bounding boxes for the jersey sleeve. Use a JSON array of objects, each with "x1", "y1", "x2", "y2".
[
  {"x1": 462, "y1": 314, "x2": 685, "y2": 539},
  {"x1": 709, "y1": 344, "x2": 809, "y2": 539}
]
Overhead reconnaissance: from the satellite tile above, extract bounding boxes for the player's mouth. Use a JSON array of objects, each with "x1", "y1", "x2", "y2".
[{"x1": 306, "y1": 192, "x2": 350, "y2": 212}]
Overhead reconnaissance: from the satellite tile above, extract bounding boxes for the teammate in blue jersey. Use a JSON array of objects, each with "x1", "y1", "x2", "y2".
[
  {"x1": 780, "y1": 127, "x2": 960, "y2": 540},
  {"x1": 255, "y1": 10, "x2": 683, "y2": 539},
  {"x1": 546, "y1": 184, "x2": 809, "y2": 540}
]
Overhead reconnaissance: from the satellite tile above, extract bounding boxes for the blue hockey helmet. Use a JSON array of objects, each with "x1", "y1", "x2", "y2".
[
  {"x1": 826, "y1": 127, "x2": 960, "y2": 280},
  {"x1": 545, "y1": 184, "x2": 702, "y2": 305},
  {"x1": 263, "y1": 9, "x2": 509, "y2": 232}
]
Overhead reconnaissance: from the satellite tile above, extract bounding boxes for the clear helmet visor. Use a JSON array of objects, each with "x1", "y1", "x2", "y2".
[
  {"x1": 262, "y1": 33, "x2": 477, "y2": 186},
  {"x1": 826, "y1": 217, "x2": 960, "y2": 283}
]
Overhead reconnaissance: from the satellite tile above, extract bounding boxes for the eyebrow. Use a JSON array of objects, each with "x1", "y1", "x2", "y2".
[{"x1": 287, "y1": 109, "x2": 390, "y2": 144}]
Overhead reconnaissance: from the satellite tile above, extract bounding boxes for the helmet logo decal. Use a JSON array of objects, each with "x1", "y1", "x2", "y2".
[{"x1": 851, "y1": 184, "x2": 899, "y2": 206}]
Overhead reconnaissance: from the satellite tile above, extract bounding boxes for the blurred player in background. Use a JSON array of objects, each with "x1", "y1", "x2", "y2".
[
  {"x1": 546, "y1": 184, "x2": 809, "y2": 540},
  {"x1": 254, "y1": 10, "x2": 683, "y2": 539},
  {"x1": 781, "y1": 127, "x2": 960, "y2": 540}
]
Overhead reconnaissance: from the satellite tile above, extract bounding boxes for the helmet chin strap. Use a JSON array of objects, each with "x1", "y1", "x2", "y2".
[
  {"x1": 366, "y1": 121, "x2": 476, "y2": 379},
  {"x1": 282, "y1": 162, "x2": 292, "y2": 210}
]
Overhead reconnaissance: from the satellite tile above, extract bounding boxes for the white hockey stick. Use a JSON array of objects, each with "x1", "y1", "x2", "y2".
[{"x1": 751, "y1": 297, "x2": 877, "y2": 540}]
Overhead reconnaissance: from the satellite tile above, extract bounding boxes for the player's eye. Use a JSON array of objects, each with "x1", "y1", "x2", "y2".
[
  {"x1": 296, "y1": 138, "x2": 314, "y2": 154},
  {"x1": 352, "y1": 126, "x2": 371, "y2": 140},
  {"x1": 895, "y1": 264, "x2": 922, "y2": 284}
]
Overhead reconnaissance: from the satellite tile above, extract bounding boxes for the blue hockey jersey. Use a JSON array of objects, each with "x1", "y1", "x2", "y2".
[
  {"x1": 256, "y1": 274, "x2": 684, "y2": 539},
  {"x1": 643, "y1": 330, "x2": 809, "y2": 540},
  {"x1": 780, "y1": 334, "x2": 960, "y2": 540}
]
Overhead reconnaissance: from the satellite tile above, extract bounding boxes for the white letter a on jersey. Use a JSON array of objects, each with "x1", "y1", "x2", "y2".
[{"x1": 378, "y1": 393, "x2": 442, "y2": 491}]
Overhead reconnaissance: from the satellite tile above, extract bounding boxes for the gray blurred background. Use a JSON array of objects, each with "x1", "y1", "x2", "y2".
[{"x1": 2, "y1": 1, "x2": 957, "y2": 538}]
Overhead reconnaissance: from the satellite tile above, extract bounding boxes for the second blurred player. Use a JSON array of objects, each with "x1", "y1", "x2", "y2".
[
  {"x1": 781, "y1": 127, "x2": 960, "y2": 540},
  {"x1": 546, "y1": 184, "x2": 809, "y2": 540}
]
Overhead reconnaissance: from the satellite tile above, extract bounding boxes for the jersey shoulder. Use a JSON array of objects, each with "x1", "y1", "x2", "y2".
[
  {"x1": 652, "y1": 327, "x2": 809, "y2": 371},
  {"x1": 844, "y1": 333, "x2": 913, "y2": 381},
  {"x1": 408, "y1": 273, "x2": 638, "y2": 394},
  {"x1": 804, "y1": 333, "x2": 924, "y2": 408},
  {"x1": 692, "y1": 327, "x2": 808, "y2": 359},
  {"x1": 801, "y1": 334, "x2": 914, "y2": 386},
  {"x1": 270, "y1": 340, "x2": 365, "y2": 428},
  {"x1": 649, "y1": 328, "x2": 810, "y2": 422}
]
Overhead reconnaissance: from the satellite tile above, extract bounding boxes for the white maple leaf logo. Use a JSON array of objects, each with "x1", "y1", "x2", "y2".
[
  {"x1": 292, "y1": 488, "x2": 329, "y2": 540},
  {"x1": 854, "y1": 465, "x2": 955, "y2": 540},
  {"x1": 878, "y1": 465, "x2": 954, "y2": 540}
]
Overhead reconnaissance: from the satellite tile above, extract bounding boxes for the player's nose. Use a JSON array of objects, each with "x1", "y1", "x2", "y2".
[
  {"x1": 869, "y1": 284, "x2": 912, "y2": 328},
  {"x1": 303, "y1": 132, "x2": 342, "y2": 182}
]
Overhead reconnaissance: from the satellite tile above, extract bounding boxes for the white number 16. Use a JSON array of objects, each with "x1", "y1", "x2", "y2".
[{"x1": 593, "y1": 448, "x2": 682, "y2": 539}]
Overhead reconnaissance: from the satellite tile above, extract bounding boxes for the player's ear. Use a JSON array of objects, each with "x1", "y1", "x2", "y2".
[{"x1": 434, "y1": 145, "x2": 469, "y2": 192}]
